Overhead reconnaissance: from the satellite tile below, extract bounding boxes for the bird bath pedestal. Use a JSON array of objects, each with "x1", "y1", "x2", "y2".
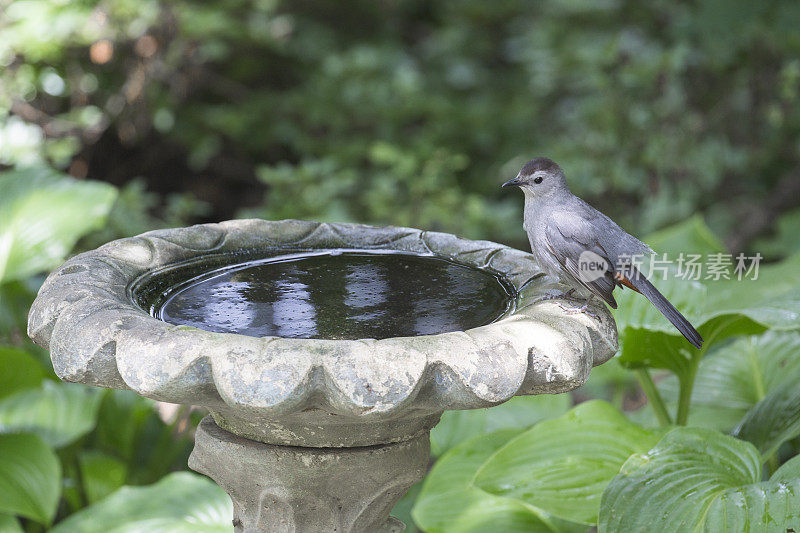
[{"x1": 28, "y1": 220, "x2": 616, "y2": 533}]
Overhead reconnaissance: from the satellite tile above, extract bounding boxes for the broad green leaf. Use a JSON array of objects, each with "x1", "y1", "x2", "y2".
[
  {"x1": 615, "y1": 253, "x2": 800, "y2": 379},
  {"x1": 618, "y1": 313, "x2": 767, "y2": 383},
  {"x1": 0, "y1": 166, "x2": 116, "y2": 283},
  {"x1": 612, "y1": 276, "x2": 711, "y2": 381},
  {"x1": 0, "y1": 346, "x2": 44, "y2": 398},
  {"x1": 431, "y1": 394, "x2": 571, "y2": 456},
  {"x1": 612, "y1": 275, "x2": 707, "y2": 336},
  {"x1": 0, "y1": 513, "x2": 24, "y2": 533},
  {"x1": 0, "y1": 381, "x2": 103, "y2": 447},
  {"x1": 599, "y1": 428, "x2": 800, "y2": 532},
  {"x1": 78, "y1": 451, "x2": 128, "y2": 504},
  {"x1": 0, "y1": 433, "x2": 61, "y2": 525},
  {"x1": 50, "y1": 472, "x2": 232, "y2": 533},
  {"x1": 734, "y1": 379, "x2": 800, "y2": 459},
  {"x1": 419, "y1": 429, "x2": 522, "y2": 500},
  {"x1": 772, "y1": 453, "x2": 800, "y2": 480},
  {"x1": 616, "y1": 327, "x2": 696, "y2": 377},
  {"x1": 659, "y1": 332, "x2": 800, "y2": 431},
  {"x1": 705, "y1": 253, "x2": 800, "y2": 332},
  {"x1": 414, "y1": 429, "x2": 582, "y2": 533},
  {"x1": 473, "y1": 401, "x2": 659, "y2": 524},
  {"x1": 644, "y1": 214, "x2": 726, "y2": 256},
  {"x1": 703, "y1": 469, "x2": 800, "y2": 531}
]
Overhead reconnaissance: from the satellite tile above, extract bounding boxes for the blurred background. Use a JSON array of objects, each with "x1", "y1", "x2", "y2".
[
  {"x1": 3, "y1": 0, "x2": 800, "y2": 253},
  {"x1": 2, "y1": 0, "x2": 800, "y2": 531}
]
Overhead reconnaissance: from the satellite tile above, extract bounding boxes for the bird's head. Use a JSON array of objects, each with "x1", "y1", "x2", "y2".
[{"x1": 502, "y1": 157, "x2": 567, "y2": 197}]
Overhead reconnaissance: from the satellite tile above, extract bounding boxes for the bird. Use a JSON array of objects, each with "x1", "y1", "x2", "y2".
[{"x1": 503, "y1": 157, "x2": 703, "y2": 349}]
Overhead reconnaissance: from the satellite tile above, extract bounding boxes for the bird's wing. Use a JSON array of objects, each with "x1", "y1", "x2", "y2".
[
  {"x1": 546, "y1": 206, "x2": 702, "y2": 348},
  {"x1": 573, "y1": 196, "x2": 655, "y2": 258},
  {"x1": 544, "y1": 210, "x2": 618, "y2": 308}
]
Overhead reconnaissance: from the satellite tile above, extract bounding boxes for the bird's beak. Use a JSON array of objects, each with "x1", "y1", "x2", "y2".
[{"x1": 502, "y1": 175, "x2": 523, "y2": 188}]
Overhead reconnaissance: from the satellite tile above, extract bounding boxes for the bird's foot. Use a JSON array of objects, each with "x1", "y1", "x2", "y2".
[
  {"x1": 535, "y1": 288, "x2": 576, "y2": 303},
  {"x1": 557, "y1": 299, "x2": 600, "y2": 321}
]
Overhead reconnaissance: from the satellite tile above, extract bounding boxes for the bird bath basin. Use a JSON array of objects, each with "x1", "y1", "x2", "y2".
[
  {"x1": 28, "y1": 219, "x2": 617, "y2": 533},
  {"x1": 136, "y1": 250, "x2": 515, "y2": 341}
]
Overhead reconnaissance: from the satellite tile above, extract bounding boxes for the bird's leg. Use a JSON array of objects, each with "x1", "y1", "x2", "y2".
[
  {"x1": 558, "y1": 295, "x2": 600, "y2": 320},
  {"x1": 535, "y1": 288, "x2": 576, "y2": 303}
]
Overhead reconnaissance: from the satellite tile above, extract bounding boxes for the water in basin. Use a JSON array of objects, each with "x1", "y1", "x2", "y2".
[{"x1": 139, "y1": 250, "x2": 514, "y2": 339}]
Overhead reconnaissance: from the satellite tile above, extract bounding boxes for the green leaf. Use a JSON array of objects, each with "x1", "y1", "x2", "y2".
[
  {"x1": 772, "y1": 453, "x2": 800, "y2": 480},
  {"x1": 390, "y1": 481, "x2": 422, "y2": 533},
  {"x1": 734, "y1": 379, "x2": 800, "y2": 459},
  {"x1": 614, "y1": 255, "x2": 800, "y2": 427},
  {"x1": 0, "y1": 346, "x2": 44, "y2": 398},
  {"x1": 431, "y1": 394, "x2": 571, "y2": 456},
  {"x1": 0, "y1": 381, "x2": 103, "y2": 447},
  {"x1": 705, "y1": 253, "x2": 800, "y2": 332},
  {"x1": 473, "y1": 401, "x2": 659, "y2": 524},
  {"x1": 0, "y1": 280, "x2": 39, "y2": 344},
  {"x1": 616, "y1": 284, "x2": 770, "y2": 375},
  {"x1": 0, "y1": 433, "x2": 61, "y2": 525},
  {"x1": 93, "y1": 390, "x2": 157, "y2": 464},
  {"x1": 0, "y1": 166, "x2": 117, "y2": 284},
  {"x1": 0, "y1": 513, "x2": 24, "y2": 533},
  {"x1": 658, "y1": 332, "x2": 800, "y2": 431},
  {"x1": 50, "y1": 472, "x2": 232, "y2": 533},
  {"x1": 414, "y1": 429, "x2": 581, "y2": 533},
  {"x1": 91, "y1": 390, "x2": 195, "y2": 485},
  {"x1": 611, "y1": 215, "x2": 722, "y2": 347},
  {"x1": 599, "y1": 427, "x2": 800, "y2": 532},
  {"x1": 78, "y1": 451, "x2": 128, "y2": 504},
  {"x1": 615, "y1": 253, "x2": 800, "y2": 380},
  {"x1": 644, "y1": 214, "x2": 726, "y2": 256},
  {"x1": 613, "y1": 274, "x2": 707, "y2": 336}
]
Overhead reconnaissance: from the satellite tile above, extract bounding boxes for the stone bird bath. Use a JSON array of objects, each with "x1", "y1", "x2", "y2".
[{"x1": 28, "y1": 219, "x2": 616, "y2": 533}]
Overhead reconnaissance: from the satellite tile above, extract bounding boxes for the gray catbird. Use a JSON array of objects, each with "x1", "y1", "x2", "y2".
[{"x1": 503, "y1": 157, "x2": 703, "y2": 349}]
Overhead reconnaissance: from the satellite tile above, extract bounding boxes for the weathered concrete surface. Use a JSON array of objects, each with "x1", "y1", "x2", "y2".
[
  {"x1": 28, "y1": 219, "x2": 617, "y2": 447},
  {"x1": 190, "y1": 416, "x2": 426, "y2": 533}
]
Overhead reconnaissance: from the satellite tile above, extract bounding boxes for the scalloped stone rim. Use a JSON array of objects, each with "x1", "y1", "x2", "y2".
[{"x1": 28, "y1": 219, "x2": 617, "y2": 446}]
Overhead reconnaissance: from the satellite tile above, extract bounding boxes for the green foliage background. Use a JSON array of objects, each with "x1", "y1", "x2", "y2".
[
  {"x1": 3, "y1": 0, "x2": 800, "y2": 248},
  {"x1": 2, "y1": 0, "x2": 800, "y2": 531}
]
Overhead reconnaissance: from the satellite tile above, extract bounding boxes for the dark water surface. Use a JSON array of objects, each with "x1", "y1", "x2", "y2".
[{"x1": 143, "y1": 251, "x2": 514, "y2": 339}]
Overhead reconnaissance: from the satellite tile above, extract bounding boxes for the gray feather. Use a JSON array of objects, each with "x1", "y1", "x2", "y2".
[
  {"x1": 515, "y1": 163, "x2": 701, "y2": 349},
  {"x1": 543, "y1": 213, "x2": 618, "y2": 307}
]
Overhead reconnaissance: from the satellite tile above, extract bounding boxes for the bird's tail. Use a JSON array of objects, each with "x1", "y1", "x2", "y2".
[{"x1": 622, "y1": 266, "x2": 703, "y2": 349}]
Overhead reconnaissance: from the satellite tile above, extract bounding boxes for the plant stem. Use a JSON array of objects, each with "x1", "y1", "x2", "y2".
[
  {"x1": 676, "y1": 354, "x2": 701, "y2": 426},
  {"x1": 766, "y1": 453, "x2": 780, "y2": 475},
  {"x1": 635, "y1": 368, "x2": 672, "y2": 426}
]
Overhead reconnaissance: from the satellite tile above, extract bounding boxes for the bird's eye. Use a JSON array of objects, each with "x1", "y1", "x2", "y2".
[{"x1": 533, "y1": 176, "x2": 543, "y2": 184}]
